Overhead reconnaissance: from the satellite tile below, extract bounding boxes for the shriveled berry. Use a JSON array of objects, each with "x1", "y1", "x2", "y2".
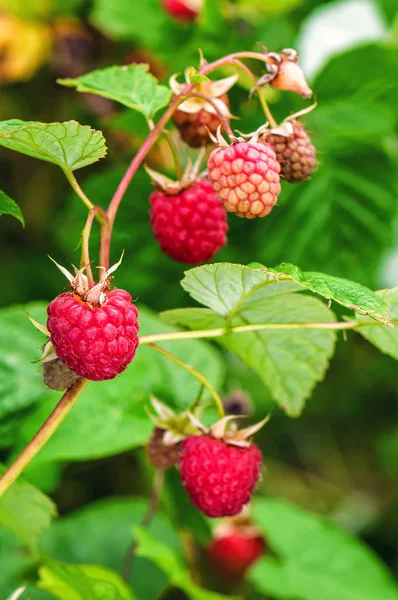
[
  {"x1": 260, "y1": 119, "x2": 316, "y2": 183},
  {"x1": 208, "y1": 141, "x2": 281, "y2": 218},
  {"x1": 208, "y1": 529, "x2": 265, "y2": 578},
  {"x1": 179, "y1": 435, "x2": 262, "y2": 518},
  {"x1": 147, "y1": 427, "x2": 181, "y2": 470},
  {"x1": 43, "y1": 357, "x2": 79, "y2": 391},
  {"x1": 149, "y1": 179, "x2": 228, "y2": 264},
  {"x1": 173, "y1": 93, "x2": 230, "y2": 148},
  {"x1": 47, "y1": 289, "x2": 139, "y2": 381}
]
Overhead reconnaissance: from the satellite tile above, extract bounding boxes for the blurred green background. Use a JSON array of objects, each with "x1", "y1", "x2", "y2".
[{"x1": 0, "y1": 0, "x2": 398, "y2": 598}]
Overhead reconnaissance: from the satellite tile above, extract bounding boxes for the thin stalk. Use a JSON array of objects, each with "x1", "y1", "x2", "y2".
[
  {"x1": 0, "y1": 379, "x2": 88, "y2": 497},
  {"x1": 139, "y1": 320, "x2": 367, "y2": 346},
  {"x1": 64, "y1": 170, "x2": 94, "y2": 212},
  {"x1": 122, "y1": 469, "x2": 165, "y2": 582},
  {"x1": 230, "y1": 58, "x2": 277, "y2": 127},
  {"x1": 161, "y1": 130, "x2": 184, "y2": 180},
  {"x1": 147, "y1": 343, "x2": 224, "y2": 418},
  {"x1": 81, "y1": 206, "x2": 108, "y2": 286}
]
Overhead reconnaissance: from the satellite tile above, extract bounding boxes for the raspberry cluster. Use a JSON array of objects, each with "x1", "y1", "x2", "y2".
[
  {"x1": 150, "y1": 180, "x2": 228, "y2": 264},
  {"x1": 47, "y1": 289, "x2": 139, "y2": 381},
  {"x1": 179, "y1": 435, "x2": 262, "y2": 517}
]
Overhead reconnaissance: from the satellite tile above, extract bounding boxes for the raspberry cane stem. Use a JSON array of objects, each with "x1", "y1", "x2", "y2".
[
  {"x1": 122, "y1": 469, "x2": 165, "y2": 582},
  {"x1": 147, "y1": 343, "x2": 225, "y2": 418},
  {"x1": 100, "y1": 51, "x2": 284, "y2": 270},
  {"x1": 0, "y1": 378, "x2": 88, "y2": 498}
]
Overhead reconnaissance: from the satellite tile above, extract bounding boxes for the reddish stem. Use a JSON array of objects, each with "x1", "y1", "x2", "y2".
[{"x1": 102, "y1": 50, "x2": 273, "y2": 267}]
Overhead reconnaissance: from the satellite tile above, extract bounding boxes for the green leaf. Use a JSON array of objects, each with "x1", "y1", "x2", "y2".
[
  {"x1": 90, "y1": 0, "x2": 169, "y2": 46},
  {"x1": 0, "y1": 469, "x2": 56, "y2": 551},
  {"x1": 0, "y1": 191, "x2": 24, "y2": 226},
  {"x1": 0, "y1": 302, "x2": 56, "y2": 421},
  {"x1": 58, "y1": 64, "x2": 171, "y2": 120},
  {"x1": 9, "y1": 305, "x2": 224, "y2": 464},
  {"x1": 162, "y1": 263, "x2": 337, "y2": 415},
  {"x1": 180, "y1": 263, "x2": 302, "y2": 316},
  {"x1": 40, "y1": 497, "x2": 180, "y2": 600},
  {"x1": 134, "y1": 528, "x2": 236, "y2": 600},
  {"x1": 356, "y1": 288, "x2": 398, "y2": 359},
  {"x1": 265, "y1": 262, "x2": 392, "y2": 325},
  {"x1": 250, "y1": 144, "x2": 398, "y2": 289},
  {"x1": 250, "y1": 499, "x2": 398, "y2": 600},
  {"x1": 0, "y1": 120, "x2": 106, "y2": 173},
  {"x1": 38, "y1": 563, "x2": 135, "y2": 600}
]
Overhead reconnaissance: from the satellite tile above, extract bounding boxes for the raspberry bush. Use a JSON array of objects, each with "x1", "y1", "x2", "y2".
[{"x1": 0, "y1": 2, "x2": 398, "y2": 600}]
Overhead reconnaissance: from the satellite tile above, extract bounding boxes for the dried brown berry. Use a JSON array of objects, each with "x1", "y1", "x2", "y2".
[{"x1": 260, "y1": 119, "x2": 316, "y2": 183}]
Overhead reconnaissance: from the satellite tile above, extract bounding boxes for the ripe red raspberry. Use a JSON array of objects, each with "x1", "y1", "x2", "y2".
[
  {"x1": 208, "y1": 141, "x2": 281, "y2": 218},
  {"x1": 173, "y1": 93, "x2": 230, "y2": 148},
  {"x1": 147, "y1": 427, "x2": 181, "y2": 470},
  {"x1": 43, "y1": 356, "x2": 79, "y2": 391},
  {"x1": 47, "y1": 289, "x2": 139, "y2": 381},
  {"x1": 208, "y1": 529, "x2": 265, "y2": 578},
  {"x1": 149, "y1": 180, "x2": 228, "y2": 264},
  {"x1": 162, "y1": 0, "x2": 201, "y2": 21},
  {"x1": 260, "y1": 119, "x2": 316, "y2": 183},
  {"x1": 179, "y1": 435, "x2": 262, "y2": 517}
]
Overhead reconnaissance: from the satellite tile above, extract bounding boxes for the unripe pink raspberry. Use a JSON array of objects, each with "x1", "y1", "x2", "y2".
[
  {"x1": 208, "y1": 141, "x2": 281, "y2": 219},
  {"x1": 180, "y1": 435, "x2": 262, "y2": 517},
  {"x1": 149, "y1": 179, "x2": 227, "y2": 264},
  {"x1": 47, "y1": 289, "x2": 139, "y2": 381}
]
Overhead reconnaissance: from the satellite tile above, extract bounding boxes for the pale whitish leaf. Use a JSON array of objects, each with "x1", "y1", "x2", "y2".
[
  {"x1": 9, "y1": 305, "x2": 224, "y2": 464},
  {"x1": 38, "y1": 563, "x2": 135, "y2": 600},
  {"x1": 134, "y1": 528, "x2": 236, "y2": 600},
  {"x1": 356, "y1": 288, "x2": 398, "y2": 359},
  {"x1": 6, "y1": 587, "x2": 26, "y2": 600},
  {"x1": 0, "y1": 190, "x2": 24, "y2": 226},
  {"x1": 250, "y1": 499, "x2": 398, "y2": 600},
  {"x1": 59, "y1": 64, "x2": 171, "y2": 120},
  {"x1": 0, "y1": 120, "x2": 106, "y2": 172},
  {"x1": 0, "y1": 468, "x2": 56, "y2": 551},
  {"x1": 265, "y1": 262, "x2": 392, "y2": 325},
  {"x1": 163, "y1": 264, "x2": 337, "y2": 415}
]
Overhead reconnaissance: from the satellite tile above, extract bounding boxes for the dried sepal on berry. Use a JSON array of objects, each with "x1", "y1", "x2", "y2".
[
  {"x1": 258, "y1": 48, "x2": 312, "y2": 99},
  {"x1": 188, "y1": 412, "x2": 269, "y2": 448},
  {"x1": 48, "y1": 253, "x2": 124, "y2": 307},
  {"x1": 171, "y1": 69, "x2": 238, "y2": 147},
  {"x1": 146, "y1": 396, "x2": 203, "y2": 469}
]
